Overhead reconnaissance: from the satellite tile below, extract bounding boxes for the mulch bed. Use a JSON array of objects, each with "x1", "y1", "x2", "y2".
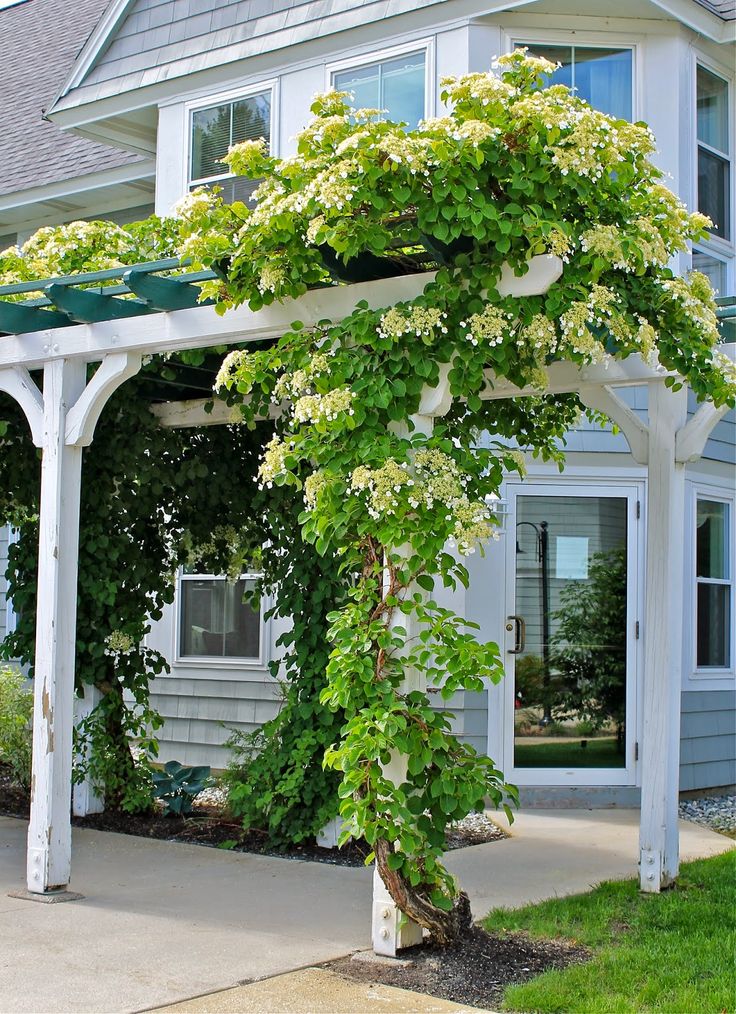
[
  {"x1": 327, "y1": 925, "x2": 590, "y2": 1010},
  {"x1": 0, "y1": 764, "x2": 506, "y2": 866}
]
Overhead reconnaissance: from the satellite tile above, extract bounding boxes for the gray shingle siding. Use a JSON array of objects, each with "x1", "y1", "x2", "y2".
[
  {"x1": 149, "y1": 674, "x2": 281, "y2": 769},
  {"x1": 0, "y1": 0, "x2": 144, "y2": 199},
  {"x1": 61, "y1": 0, "x2": 448, "y2": 105},
  {"x1": 680, "y1": 690, "x2": 736, "y2": 790}
]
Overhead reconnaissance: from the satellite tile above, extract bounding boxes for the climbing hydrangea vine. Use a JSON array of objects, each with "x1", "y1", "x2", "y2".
[
  {"x1": 1, "y1": 50, "x2": 734, "y2": 941},
  {"x1": 181, "y1": 51, "x2": 735, "y2": 940}
]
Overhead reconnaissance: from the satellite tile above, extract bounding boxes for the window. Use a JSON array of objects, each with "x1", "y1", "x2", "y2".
[
  {"x1": 189, "y1": 89, "x2": 271, "y2": 204},
  {"x1": 696, "y1": 66, "x2": 731, "y2": 242},
  {"x1": 696, "y1": 498, "x2": 732, "y2": 669},
  {"x1": 692, "y1": 249, "x2": 728, "y2": 295},
  {"x1": 178, "y1": 571, "x2": 261, "y2": 661},
  {"x1": 332, "y1": 49, "x2": 426, "y2": 127},
  {"x1": 514, "y1": 44, "x2": 633, "y2": 121}
]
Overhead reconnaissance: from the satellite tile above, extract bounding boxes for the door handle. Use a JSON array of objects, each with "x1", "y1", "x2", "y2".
[{"x1": 507, "y1": 614, "x2": 526, "y2": 654}]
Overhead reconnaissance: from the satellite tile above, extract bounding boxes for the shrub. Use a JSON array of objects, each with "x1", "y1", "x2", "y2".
[{"x1": 0, "y1": 665, "x2": 33, "y2": 789}]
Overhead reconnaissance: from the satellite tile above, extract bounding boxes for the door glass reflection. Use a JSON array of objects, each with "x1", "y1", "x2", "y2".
[{"x1": 513, "y1": 496, "x2": 628, "y2": 769}]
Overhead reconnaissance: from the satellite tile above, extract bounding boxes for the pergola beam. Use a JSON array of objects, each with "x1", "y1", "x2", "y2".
[{"x1": 0, "y1": 273, "x2": 437, "y2": 370}]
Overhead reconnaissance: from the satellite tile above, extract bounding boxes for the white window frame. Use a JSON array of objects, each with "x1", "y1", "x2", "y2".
[
  {"x1": 692, "y1": 53, "x2": 735, "y2": 294},
  {"x1": 502, "y1": 29, "x2": 641, "y2": 121},
  {"x1": 326, "y1": 38, "x2": 435, "y2": 122},
  {"x1": 185, "y1": 79, "x2": 278, "y2": 193},
  {"x1": 174, "y1": 569, "x2": 268, "y2": 670},
  {"x1": 688, "y1": 482, "x2": 735, "y2": 682}
]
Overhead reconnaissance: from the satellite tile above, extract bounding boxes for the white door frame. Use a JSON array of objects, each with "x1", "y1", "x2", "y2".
[{"x1": 493, "y1": 477, "x2": 644, "y2": 787}]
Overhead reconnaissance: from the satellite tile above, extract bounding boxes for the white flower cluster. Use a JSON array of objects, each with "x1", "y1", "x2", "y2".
[
  {"x1": 258, "y1": 435, "x2": 292, "y2": 488},
  {"x1": 516, "y1": 314, "x2": 558, "y2": 357},
  {"x1": 441, "y1": 71, "x2": 516, "y2": 108},
  {"x1": 349, "y1": 450, "x2": 495, "y2": 554},
  {"x1": 171, "y1": 188, "x2": 219, "y2": 221},
  {"x1": 377, "y1": 306, "x2": 448, "y2": 343},
  {"x1": 303, "y1": 469, "x2": 331, "y2": 510},
  {"x1": 104, "y1": 630, "x2": 136, "y2": 659},
  {"x1": 215, "y1": 350, "x2": 252, "y2": 391},
  {"x1": 559, "y1": 285, "x2": 621, "y2": 362},
  {"x1": 350, "y1": 459, "x2": 412, "y2": 520},
  {"x1": 659, "y1": 274, "x2": 721, "y2": 345},
  {"x1": 258, "y1": 262, "x2": 287, "y2": 294},
  {"x1": 293, "y1": 386, "x2": 355, "y2": 424},
  {"x1": 461, "y1": 305, "x2": 515, "y2": 348}
]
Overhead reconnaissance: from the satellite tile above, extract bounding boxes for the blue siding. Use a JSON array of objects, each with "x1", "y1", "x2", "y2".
[{"x1": 680, "y1": 689, "x2": 736, "y2": 791}]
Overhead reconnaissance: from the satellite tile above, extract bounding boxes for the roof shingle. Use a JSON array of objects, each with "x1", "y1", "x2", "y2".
[{"x1": 0, "y1": 0, "x2": 144, "y2": 199}]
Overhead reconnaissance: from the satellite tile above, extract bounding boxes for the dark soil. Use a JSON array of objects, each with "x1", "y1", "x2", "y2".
[
  {"x1": 327, "y1": 925, "x2": 590, "y2": 1010},
  {"x1": 0, "y1": 764, "x2": 506, "y2": 866}
]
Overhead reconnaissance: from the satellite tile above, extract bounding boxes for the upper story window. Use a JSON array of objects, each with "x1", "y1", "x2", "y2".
[
  {"x1": 189, "y1": 89, "x2": 271, "y2": 204},
  {"x1": 178, "y1": 570, "x2": 261, "y2": 662},
  {"x1": 331, "y1": 48, "x2": 427, "y2": 128},
  {"x1": 513, "y1": 44, "x2": 633, "y2": 121},
  {"x1": 697, "y1": 66, "x2": 731, "y2": 243},
  {"x1": 695, "y1": 497, "x2": 733, "y2": 670}
]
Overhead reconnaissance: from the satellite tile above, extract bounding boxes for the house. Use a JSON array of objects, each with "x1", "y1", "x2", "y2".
[{"x1": 0, "y1": 0, "x2": 734, "y2": 809}]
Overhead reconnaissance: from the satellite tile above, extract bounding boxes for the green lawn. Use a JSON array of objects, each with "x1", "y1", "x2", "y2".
[
  {"x1": 514, "y1": 737, "x2": 625, "y2": 769},
  {"x1": 483, "y1": 852, "x2": 735, "y2": 1013}
]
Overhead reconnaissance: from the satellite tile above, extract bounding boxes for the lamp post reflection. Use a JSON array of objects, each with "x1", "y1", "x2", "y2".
[{"x1": 516, "y1": 520, "x2": 550, "y2": 723}]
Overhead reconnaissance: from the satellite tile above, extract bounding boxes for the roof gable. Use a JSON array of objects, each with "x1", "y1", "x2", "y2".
[{"x1": 0, "y1": 0, "x2": 143, "y2": 200}]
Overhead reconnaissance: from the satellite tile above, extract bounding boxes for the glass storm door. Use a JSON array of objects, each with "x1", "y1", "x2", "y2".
[{"x1": 505, "y1": 486, "x2": 639, "y2": 785}]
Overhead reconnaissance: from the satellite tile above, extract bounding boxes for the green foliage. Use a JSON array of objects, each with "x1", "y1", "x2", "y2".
[
  {"x1": 152, "y1": 760, "x2": 211, "y2": 816},
  {"x1": 550, "y1": 547, "x2": 627, "y2": 732},
  {"x1": 0, "y1": 665, "x2": 33, "y2": 789},
  {"x1": 224, "y1": 483, "x2": 347, "y2": 846},
  {"x1": 484, "y1": 853, "x2": 736, "y2": 1012},
  {"x1": 0, "y1": 369, "x2": 267, "y2": 812}
]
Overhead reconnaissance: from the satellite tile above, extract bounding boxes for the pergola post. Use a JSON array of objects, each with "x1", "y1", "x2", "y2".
[
  {"x1": 639, "y1": 381, "x2": 688, "y2": 892},
  {"x1": 27, "y1": 359, "x2": 86, "y2": 894}
]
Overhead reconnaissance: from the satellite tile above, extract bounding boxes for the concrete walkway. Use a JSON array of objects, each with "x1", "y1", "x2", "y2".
[{"x1": 0, "y1": 811, "x2": 731, "y2": 1013}]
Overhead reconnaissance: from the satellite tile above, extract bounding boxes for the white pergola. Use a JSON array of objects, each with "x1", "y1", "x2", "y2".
[{"x1": 0, "y1": 260, "x2": 731, "y2": 940}]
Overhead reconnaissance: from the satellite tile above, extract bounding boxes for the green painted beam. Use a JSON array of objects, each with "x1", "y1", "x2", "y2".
[
  {"x1": 123, "y1": 269, "x2": 212, "y2": 311},
  {"x1": 0, "y1": 258, "x2": 184, "y2": 297},
  {"x1": 0, "y1": 301, "x2": 71, "y2": 334},
  {"x1": 45, "y1": 283, "x2": 153, "y2": 324}
]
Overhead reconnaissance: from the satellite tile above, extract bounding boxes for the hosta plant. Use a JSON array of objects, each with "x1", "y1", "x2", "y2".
[{"x1": 152, "y1": 761, "x2": 211, "y2": 816}]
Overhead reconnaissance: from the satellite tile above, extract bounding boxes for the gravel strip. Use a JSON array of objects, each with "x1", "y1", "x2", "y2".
[{"x1": 679, "y1": 794, "x2": 735, "y2": 834}]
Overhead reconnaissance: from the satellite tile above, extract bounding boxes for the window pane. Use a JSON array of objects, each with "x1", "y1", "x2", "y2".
[
  {"x1": 573, "y1": 48, "x2": 632, "y2": 121},
  {"x1": 514, "y1": 45, "x2": 632, "y2": 120},
  {"x1": 697, "y1": 66, "x2": 729, "y2": 154},
  {"x1": 180, "y1": 577, "x2": 260, "y2": 658},
  {"x1": 697, "y1": 583, "x2": 730, "y2": 667},
  {"x1": 334, "y1": 63, "x2": 380, "y2": 111},
  {"x1": 381, "y1": 52, "x2": 426, "y2": 127},
  {"x1": 692, "y1": 249, "x2": 727, "y2": 294},
  {"x1": 699, "y1": 147, "x2": 731, "y2": 240},
  {"x1": 232, "y1": 92, "x2": 271, "y2": 147},
  {"x1": 697, "y1": 500, "x2": 729, "y2": 579},
  {"x1": 334, "y1": 51, "x2": 425, "y2": 127},
  {"x1": 191, "y1": 93, "x2": 270, "y2": 183},
  {"x1": 191, "y1": 103, "x2": 232, "y2": 180}
]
